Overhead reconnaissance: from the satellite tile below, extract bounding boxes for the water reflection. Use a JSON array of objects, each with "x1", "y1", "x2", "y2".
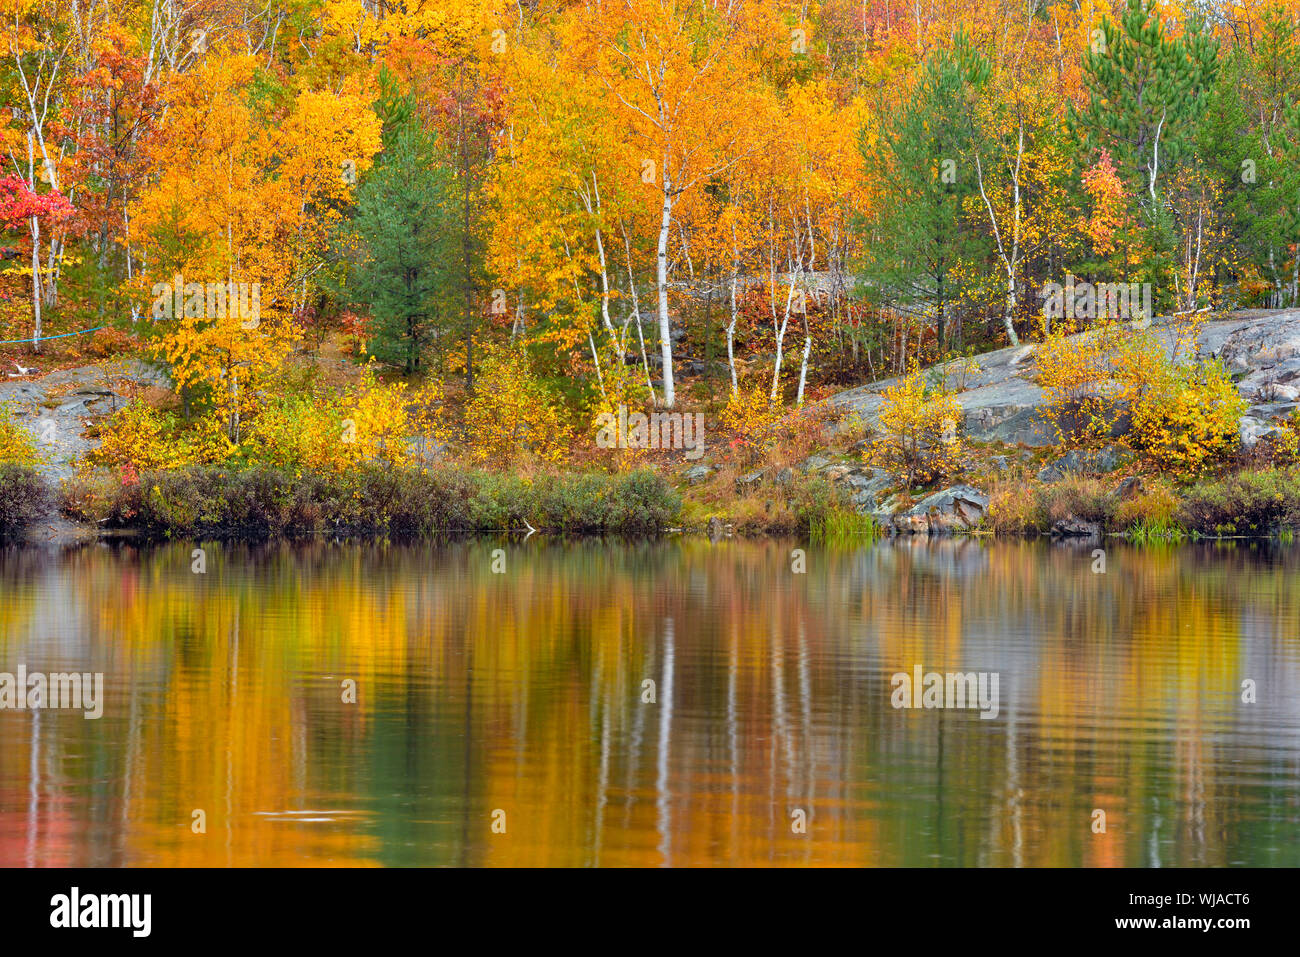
[{"x1": 1, "y1": 537, "x2": 1298, "y2": 866}]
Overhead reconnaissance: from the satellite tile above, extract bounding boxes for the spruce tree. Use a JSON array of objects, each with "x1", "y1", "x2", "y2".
[
  {"x1": 345, "y1": 90, "x2": 457, "y2": 374},
  {"x1": 859, "y1": 35, "x2": 991, "y2": 352}
]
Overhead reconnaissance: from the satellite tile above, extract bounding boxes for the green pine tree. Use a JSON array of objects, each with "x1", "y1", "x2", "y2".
[
  {"x1": 1072, "y1": 0, "x2": 1218, "y2": 215},
  {"x1": 344, "y1": 83, "x2": 457, "y2": 374},
  {"x1": 858, "y1": 34, "x2": 991, "y2": 353}
]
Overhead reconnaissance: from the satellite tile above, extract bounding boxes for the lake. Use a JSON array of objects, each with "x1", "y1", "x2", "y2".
[{"x1": 1, "y1": 537, "x2": 1298, "y2": 866}]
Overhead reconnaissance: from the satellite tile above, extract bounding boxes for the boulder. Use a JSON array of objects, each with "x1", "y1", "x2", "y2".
[
  {"x1": 1050, "y1": 518, "x2": 1102, "y2": 542},
  {"x1": 684, "y1": 464, "x2": 716, "y2": 485},
  {"x1": 1238, "y1": 416, "x2": 1281, "y2": 450},
  {"x1": 735, "y1": 468, "x2": 767, "y2": 491},
  {"x1": 896, "y1": 485, "x2": 990, "y2": 536},
  {"x1": 1259, "y1": 382, "x2": 1300, "y2": 402},
  {"x1": 846, "y1": 469, "x2": 896, "y2": 511},
  {"x1": 868, "y1": 494, "x2": 907, "y2": 530},
  {"x1": 1111, "y1": 476, "x2": 1144, "y2": 502}
]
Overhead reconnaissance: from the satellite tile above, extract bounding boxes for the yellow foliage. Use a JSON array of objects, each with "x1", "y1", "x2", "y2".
[
  {"x1": 1034, "y1": 313, "x2": 1187, "y2": 442},
  {"x1": 245, "y1": 395, "x2": 348, "y2": 473},
  {"x1": 1034, "y1": 317, "x2": 1150, "y2": 442},
  {"x1": 720, "y1": 384, "x2": 784, "y2": 463},
  {"x1": 248, "y1": 369, "x2": 445, "y2": 473},
  {"x1": 1036, "y1": 314, "x2": 1245, "y2": 476},
  {"x1": 462, "y1": 346, "x2": 570, "y2": 468},
  {"x1": 129, "y1": 51, "x2": 382, "y2": 444},
  {"x1": 872, "y1": 364, "x2": 963, "y2": 486},
  {"x1": 1129, "y1": 359, "x2": 1246, "y2": 476},
  {"x1": 90, "y1": 400, "x2": 231, "y2": 472},
  {"x1": 1271, "y1": 411, "x2": 1300, "y2": 465},
  {"x1": 0, "y1": 404, "x2": 42, "y2": 466}
]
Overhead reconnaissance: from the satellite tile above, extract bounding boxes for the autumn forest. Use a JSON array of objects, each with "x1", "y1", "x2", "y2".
[{"x1": 1, "y1": 0, "x2": 1296, "y2": 406}]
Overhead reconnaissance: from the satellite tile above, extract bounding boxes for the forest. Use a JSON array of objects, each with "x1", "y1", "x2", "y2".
[{"x1": 2, "y1": 0, "x2": 1300, "y2": 540}]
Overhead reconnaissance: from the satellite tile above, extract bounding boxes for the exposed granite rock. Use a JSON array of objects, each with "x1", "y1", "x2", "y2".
[
  {"x1": 830, "y1": 310, "x2": 1300, "y2": 452},
  {"x1": 684, "y1": 464, "x2": 716, "y2": 485},
  {"x1": 0, "y1": 358, "x2": 172, "y2": 482},
  {"x1": 846, "y1": 468, "x2": 896, "y2": 511},
  {"x1": 893, "y1": 485, "x2": 990, "y2": 536},
  {"x1": 1037, "y1": 445, "x2": 1130, "y2": 482},
  {"x1": 1111, "y1": 476, "x2": 1144, "y2": 502},
  {"x1": 1239, "y1": 416, "x2": 1282, "y2": 450}
]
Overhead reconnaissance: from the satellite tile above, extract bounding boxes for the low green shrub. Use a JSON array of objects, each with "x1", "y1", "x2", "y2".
[
  {"x1": 1177, "y1": 468, "x2": 1300, "y2": 536},
  {"x1": 74, "y1": 464, "x2": 682, "y2": 540},
  {"x1": 1041, "y1": 475, "x2": 1116, "y2": 526},
  {"x1": 788, "y1": 475, "x2": 879, "y2": 541}
]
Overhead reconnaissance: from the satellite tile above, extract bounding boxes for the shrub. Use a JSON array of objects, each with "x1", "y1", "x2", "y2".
[
  {"x1": 1128, "y1": 358, "x2": 1245, "y2": 476},
  {"x1": 1113, "y1": 481, "x2": 1182, "y2": 532},
  {"x1": 1177, "y1": 468, "x2": 1300, "y2": 536},
  {"x1": 789, "y1": 475, "x2": 842, "y2": 533},
  {"x1": 1036, "y1": 315, "x2": 1245, "y2": 475},
  {"x1": 0, "y1": 404, "x2": 42, "y2": 466},
  {"x1": 89, "y1": 464, "x2": 680, "y2": 539},
  {"x1": 987, "y1": 476, "x2": 1115, "y2": 535},
  {"x1": 245, "y1": 394, "x2": 349, "y2": 473},
  {"x1": 462, "y1": 346, "x2": 571, "y2": 468},
  {"x1": 1253, "y1": 410, "x2": 1300, "y2": 466},
  {"x1": 90, "y1": 399, "x2": 229, "y2": 471},
  {"x1": 1042, "y1": 475, "x2": 1115, "y2": 525},
  {"x1": 0, "y1": 464, "x2": 51, "y2": 539},
  {"x1": 1034, "y1": 318, "x2": 1139, "y2": 442},
  {"x1": 88, "y1": 400, "x2": 173, "y2": 470},
  {"x1": 988, "y1": 481, "x2": 1049, "y2": 535},
  {"x1": 872, "y1": 364, "x2": 962, "y2": 486},
  {"x1": 245, "y1": 369, "x2": 444, "y2": 473},
  {"x1": 59, "y1": 470, "x2": 128, "y2": 524}
]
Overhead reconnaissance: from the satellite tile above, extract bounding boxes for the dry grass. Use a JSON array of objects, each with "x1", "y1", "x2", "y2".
[
  {"x1": 1113, "y1": 481, "x2": 1181, "y2": 531},
  {"x1": 987, "y1": 474, "x2": 1116, "y2": 535},
  {"x1": 987, "y1": 480, "x2": 1048, "y2": 535}
]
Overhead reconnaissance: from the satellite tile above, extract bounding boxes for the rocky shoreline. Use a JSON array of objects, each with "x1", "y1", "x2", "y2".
[
  {"x1": 3, "y1": 309, "x2": 1300, "y2": 547},
  {"x1": 685, "y1": 309, "x2": 1300, "y2": 541}
]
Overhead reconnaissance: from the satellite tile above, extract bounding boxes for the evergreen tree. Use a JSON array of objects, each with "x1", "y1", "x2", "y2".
[
  {"x1": 345, "y1": 83, "x2": 457, "y2": 373},
  {"x1": 1202, "y1": 8, "x2": 1300, "y2": 307},
  {"x1": 859, "y1": 35, "x2": 990, "y2": 352},
  {"x1": 1072, "y1": 0, "x2": 1218, "y2": 216}
]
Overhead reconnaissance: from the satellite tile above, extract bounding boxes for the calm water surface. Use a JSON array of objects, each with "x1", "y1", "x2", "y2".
[{"x1": 1, "y1": 538, "x2": 1298, "y2": 866}]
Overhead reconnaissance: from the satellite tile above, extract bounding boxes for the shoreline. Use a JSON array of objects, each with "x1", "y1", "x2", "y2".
[{"x1": 4, "y1": 461, "x2": 1299, "y2": 548}]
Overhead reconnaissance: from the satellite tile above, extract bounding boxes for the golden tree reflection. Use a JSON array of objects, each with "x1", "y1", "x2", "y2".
[{"x1": 1, "y1": 539, "x2": 1298, "y2": 866}]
